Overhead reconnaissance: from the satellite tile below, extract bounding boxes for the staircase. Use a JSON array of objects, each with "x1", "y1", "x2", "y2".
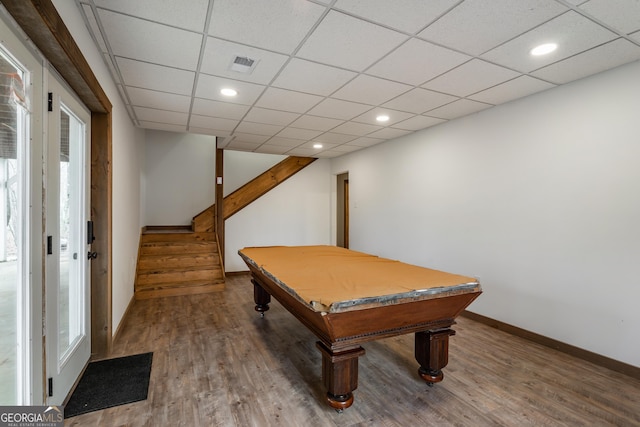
[
  {"x1": 134, "y1": 229, "x2": 225, "y2": 299},
  {"x1": 134, "y1": 156, "x2": 316, "y2": 300}
]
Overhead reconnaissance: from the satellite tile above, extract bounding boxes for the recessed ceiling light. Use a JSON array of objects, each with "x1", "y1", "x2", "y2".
[
  {"x1": 220, "y1": 88, "x2": 238, "y2": 97},
  {"x1": 313, "y1": 143, "x2": 323, "y2": 149},
  {"x1": 530, "y1": 43, "x2": 557, "y2": 56},
  {"x1": 376, "y1": 114, "x2": 390, "y2": 122}
]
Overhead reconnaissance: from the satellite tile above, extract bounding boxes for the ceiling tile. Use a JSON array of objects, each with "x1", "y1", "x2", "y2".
[
  {"x1": 631, "y1": 30, "x2": 640, "y2": 43},
  {"x1": 426, "y1": 99, "x2": 493, "y2": 120},
  {"x1": 93, "y1": 0, "x2": 209, "y2": 32},
  {"x1": 256, "y1": 145, "x2": 292, "y2": 155},
  {"x1": 234, "y1": 121, "x2": 283, "y2": 136},
  {"x1": 469, "y1": 75, "x2": 555, "y2": 104},
  {"x1": 200, "y1": 37, "x2": 289, "y2": 85},
  {"x1": 382, "y1": 88, "x2": 458, "y2": 114},
  {"x1": 276, "y1": 127, "x2": 324, "y2": 140},
  {"x1": 367, "y1": 128, "x2": 412, "y2": 139},
  {"x1": 331, "y1": 121, "x2": 382, "y2": 136},
  {"x1": 189, "y1": 127, "x2": 225, "y2": 137},
  {"x1": 289, "y1": 115, "x2": 344, "y2": 131},
  {"x1": 137, "y1": 121, "x2": 187, "y2": 133},
  {"x1": 348, "y1": 137, "x2": 386, "y2": 147},
  {"x1": 366, "y1": 38, "x2": 471, "y2": 86},
  {"x1": 255, "y1": 87, "x2": 324, "y2": 113},
  {"x1": 314, "y1": 133, "x2": 358, "y2": 144},
  {"x1": 332, "y1": 74, "x2": 412, "y2": 105},
  {"x1": 577, "y1": 0, "x2": 640, "y2": 34},
  {"x1": 208, "y1": 0, "x2": 326, "y2": 54},
  {"x1": 191, "y1": 98, "x2": 250, "y2": 120},
  {"x1": 531, "y1": 38, "x2": 640, "y2": 84},
  {"x1": 351, "y1": 109, "x2": 414, "y2": 126},
  {"x1": 392, "y1": 115, "x2": 446, "y2": 131},
  {"x1": 126, "y1": 86, "x2": 192, "y2": 112},
  {"x1": 296, "y1": 10, "x2": 407, "y2": 71},
  {"x1": 306, "y1": 98, "x2": 372, "y2": 120},
  {"x1": 333, "y1": 0, "x2": 459, "y2": 34},
  {"x1": 189, "y1": 115, "x2": 238, "y2": 131},
  {"x1": 329, "y1": 144, "x2": 363, "y2": 153},
  {"x1": 116, "y1": 57, "x2": 195, "y2": 95},
  {"x1": 227, "y1": 141, "x2": 262, "y2": 151},
  {"x1": 481, "y1": 11, "x2": 618, "y2": 72},
  {"x1": 97, "y1": 10, "x2": 202, "y2": 70},
  {"x1": 418, "y1": 0, "x2": 568, "y2": 55},
  {"x1": 229, "y1": 133, "x2": 271, "y2": 144},
  {"x1": 422, "y1": 59, "x2": 520, "y2": 97},
  {"x1": 264, "y1": 137, "x2": 306, "y2": 147},
  {"x1": 244, "y1": 107, "x2": 300, "y2": 126},
  {"x1": 195, "y1": 74, "x2": 266, "y2": 104},
  {"x1": 271, "y1": 59, "x2": 357, "y2": 96},
  {"x1": 81, "y1": 4, "x2": 107, "y2": 53},
  {"x1": 134, "y1": 106, "x2": 188, "y2": 125}
]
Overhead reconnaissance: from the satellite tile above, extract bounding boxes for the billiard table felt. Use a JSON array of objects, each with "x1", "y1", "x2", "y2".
[{"x1": 239, "y1": 245, "x2": 480, "y2": 313}]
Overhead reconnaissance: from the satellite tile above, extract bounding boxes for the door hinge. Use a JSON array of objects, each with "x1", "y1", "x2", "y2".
[
  {"x1": 48, "y1": 377, "x2": 53, "y2": 397},
  {"x1": 47, "y1": 92, "x2": 53, "y2": 111},
  {"x1": 47, "y1": 235, "x2": 53, "y2": 255}
]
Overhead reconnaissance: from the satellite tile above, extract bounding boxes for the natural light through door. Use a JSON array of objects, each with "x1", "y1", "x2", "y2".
[{"x1": 0, "y1": 42, "x2": 30, "y2": 406}]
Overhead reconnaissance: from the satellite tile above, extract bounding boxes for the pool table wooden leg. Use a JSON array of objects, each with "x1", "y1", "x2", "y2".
[
  {"x1": 415, "y1": 328, "x2": 456, "y2": 384},
  {"x1": 316, "y1": 342, "x2": 366, "y2": 411},
  {"x1": 252, "y1": 279, "x2": 271, "y2": 316}
]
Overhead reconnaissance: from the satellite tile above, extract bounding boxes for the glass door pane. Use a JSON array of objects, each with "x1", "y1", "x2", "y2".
[
  {"x1": 0, "y1": 44, "x2": 29, "y2": 405},
  {"x1": 58, "y1": 105, "x2": 85, "y2": 362}
]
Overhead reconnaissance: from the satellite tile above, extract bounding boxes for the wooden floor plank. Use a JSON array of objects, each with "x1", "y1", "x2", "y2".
[{"x1": 67, "y1": 274, "x2": 640, "y2": 426}]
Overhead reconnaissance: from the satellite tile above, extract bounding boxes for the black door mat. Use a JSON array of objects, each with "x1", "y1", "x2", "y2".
[{"x1": 64, "y1": 352, "x2": 153, "y2": 418}]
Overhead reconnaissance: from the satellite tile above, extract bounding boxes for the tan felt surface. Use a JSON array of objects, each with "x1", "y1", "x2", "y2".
[{"x1": 239, "y1": 245, "x2": 478, "y2": 311}]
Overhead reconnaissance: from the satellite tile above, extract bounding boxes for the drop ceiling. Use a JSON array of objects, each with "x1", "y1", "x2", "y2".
[{"x1": 76, "y1": 0, "x2": 640, "y2": 158}]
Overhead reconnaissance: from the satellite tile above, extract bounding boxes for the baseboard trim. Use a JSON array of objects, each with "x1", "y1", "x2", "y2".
[
  {"x1": 110, "y1": 294, "x2": 136, "y2": 352},
  {"x1": 461, "y1": 310, "x2": 640, "y2": 381}
]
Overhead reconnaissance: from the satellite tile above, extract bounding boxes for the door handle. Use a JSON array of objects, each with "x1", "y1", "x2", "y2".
[{"x1": 88, "y1": 251, "x2": 98, "y2": 260}]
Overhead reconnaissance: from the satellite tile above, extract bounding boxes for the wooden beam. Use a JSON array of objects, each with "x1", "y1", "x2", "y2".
[
  {"x1": 216, "y1": 147, "x2": 224, "y2": 265},
  {"x1": 90, "y1": 112, "x2": 112, "y2": 357},
  {"x1": 1, "y1": 0, "x2": 111, "y2": 113},
  {"x1": 223, "y1": 156, "x2": 316, "y2": 219}
]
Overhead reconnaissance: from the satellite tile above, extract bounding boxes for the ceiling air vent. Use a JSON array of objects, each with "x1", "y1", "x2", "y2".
[{"x1": 229, "y1": 55, "x2": 258, "y2": 74}]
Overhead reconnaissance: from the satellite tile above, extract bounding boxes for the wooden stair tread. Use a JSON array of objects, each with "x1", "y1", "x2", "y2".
[
  {"x1": 141, "y1": 232, "x2": 216, "y2": 243},
  {"x1": 137, "y1": 254, "x2": 216, "y2": 270},
  {"x1": 137, "y1": 265, "x2": 223, "y2": 275},
  {"x1": 134, "y1": 280, "x2": 225, "y2": 300}
]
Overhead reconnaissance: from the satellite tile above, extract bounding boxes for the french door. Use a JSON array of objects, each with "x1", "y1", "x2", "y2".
[{"x1": 45, "y1": 73, "x2": 91, "y2": 405}]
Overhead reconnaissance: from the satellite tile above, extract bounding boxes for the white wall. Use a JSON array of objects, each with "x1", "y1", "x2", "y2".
[
  {"x1": 144, "y1": 130, "x2": 216, "y2": 226},
  {"x1": 331, "y1": 60, "x2": 640, "y2": 367},
  {"x1": 225, "y1": 157, "x2": 332, "y2": 272},
  {"x1": 53, "y1": 0, "x2": 145, "y2": 334},
  {"x1": 223, "y1": 150, "x2": 285, "y2": 196}
]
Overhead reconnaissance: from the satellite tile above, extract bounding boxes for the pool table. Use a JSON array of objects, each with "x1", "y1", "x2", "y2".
[{"x1": 238, "y1": 245, "x2": 481, "y2": 410}]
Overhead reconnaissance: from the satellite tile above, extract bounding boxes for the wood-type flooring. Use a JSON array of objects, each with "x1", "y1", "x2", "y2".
[{"x1": 66, "y1": 274, "x2": 640, "y2": 426}]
